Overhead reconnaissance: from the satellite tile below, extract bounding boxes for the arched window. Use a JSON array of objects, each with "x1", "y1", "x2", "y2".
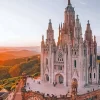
[
  {"x1": 94, "y1": 73, "x2": 95, "y2": 78},
  {"x1": 90, "y1": 73, "x2": 92, "y2": 78},
  {"x1": 74, "y1": 60, "x2": 76, "y2": 68}
]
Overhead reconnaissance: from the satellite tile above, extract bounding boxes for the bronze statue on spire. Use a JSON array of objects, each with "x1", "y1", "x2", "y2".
[{"x1": 68, "y1": 0, "x2": 71, "y2": 5}]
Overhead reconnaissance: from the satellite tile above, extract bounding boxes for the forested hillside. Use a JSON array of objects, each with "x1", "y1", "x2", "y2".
[{"x1": 0, "y1": 54, "x2": 40, "y2": 80}]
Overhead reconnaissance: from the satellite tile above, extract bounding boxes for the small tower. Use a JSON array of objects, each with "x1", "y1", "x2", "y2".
[
  {"x1": 94, "y1": 35, "x2": 97, "y2": 55},
  {"x1": 61, "y1": 22, "x2": 62, "y2": 29},
  {"x1": 64, "y1": 0, "x2": 75, "y2": 26},
  {"x1": 42, "y1": 35, "x2": 44, "y2": 42},
  {"x1": 59, "y1": 24, "x2": 60, "y2": 37},
  {"x1": 85, "y1": 20, "x2": 92, "y2": 43},
  {"x1": 74, "y1": 15, "x2": 82, "y2": 44},
  {"x1": 41, "y1": 35, "x2": 45, "y2": 47},
  {"x1": 46, "y1": 19, "x2": 54, "y2": 44}
]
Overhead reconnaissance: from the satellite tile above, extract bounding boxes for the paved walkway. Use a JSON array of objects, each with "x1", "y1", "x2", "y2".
[
  {"x1": 14, "y1": 81, "x2": 22, "y2": 100},
  {"x1": 5, "y1": 81, "x2": 23, "y2": 100},
  {"x1": 26, "y1": 77, "x2": 100, "y2": 96}
]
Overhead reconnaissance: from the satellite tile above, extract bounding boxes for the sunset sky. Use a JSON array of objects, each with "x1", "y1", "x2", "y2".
[{"x1": 0, "y1": 0, "x2": 100, "y2": 46}]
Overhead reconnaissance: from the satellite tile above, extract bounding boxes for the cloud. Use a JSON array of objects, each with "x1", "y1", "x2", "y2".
[{"x1": 80, "y1": 1, "x2": 87, "y2": 5}]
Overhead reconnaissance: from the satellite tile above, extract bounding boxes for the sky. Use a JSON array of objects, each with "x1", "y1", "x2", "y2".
[{"x1": 0, "y1": 0, "x2": 100, "y2": 47}]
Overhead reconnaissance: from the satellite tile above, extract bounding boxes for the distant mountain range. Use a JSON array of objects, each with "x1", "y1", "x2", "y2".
[
  {"x1": 0, "y1": 46, "x2": 40, "y2": 61},
  {"x1": 0, "y1": 46, "x2": 41, "y2": 53},
  {"x1": 0, "y1": 45, "x2": 100, "y2": 61}
]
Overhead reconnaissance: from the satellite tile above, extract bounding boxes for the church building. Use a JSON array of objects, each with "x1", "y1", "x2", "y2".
[{"x1": 41, "y1": 0, "x2": 98, "y2": 88}]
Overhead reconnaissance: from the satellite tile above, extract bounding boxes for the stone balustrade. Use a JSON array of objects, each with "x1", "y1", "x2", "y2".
[{"x1": 21, "y1": 89, "x2": 100, "y2": 100}]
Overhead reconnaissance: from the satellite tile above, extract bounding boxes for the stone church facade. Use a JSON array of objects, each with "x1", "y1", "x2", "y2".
[{"x1": 41, "y1": 0, "x2": 99, "y2": 89}]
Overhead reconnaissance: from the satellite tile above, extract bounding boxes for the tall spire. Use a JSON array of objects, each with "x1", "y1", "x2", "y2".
[
  {"x1": 42, "y1": 35, "x2": 44, "y2": 41},
  {"x1": 76, "y1": 15, "x2": 79, "y2": 20},
  {"x1": 59, "y1": 24, "x2": 60, "y2": 36},
  {"x1": 61, "y1": 23, "x2": 62, "y2": 29},
  {"x1": 94, "y1": 35, "x2": 96, "y2": 42},
  {"x1": 68, "y1": 0, "x2": 71, "y2": 5},
  {"x1": 76, "y1": 15, "x2": 79, "y2": 23},
  {"x1": 85, "y1": 20, "x2": 92, "y2": 42},
  {"x1": 41, "y1": 35, "x2": 44, "y2": 46}
]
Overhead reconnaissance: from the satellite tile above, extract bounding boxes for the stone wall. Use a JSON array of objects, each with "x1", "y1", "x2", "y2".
[
  {"x1": 22, "y1": 91, "x2": 71, "y2": 100},
  {"x1": 21, "y1": 89, "x2": 100, "y2": 100}
]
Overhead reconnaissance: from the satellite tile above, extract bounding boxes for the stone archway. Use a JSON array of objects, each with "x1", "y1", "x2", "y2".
[
  {"x1": 55, "y1": 74, "x2": 64, "y2": 84},
  {"x1": 45, "y1": 74, "x2": 49, "y2": 82}
]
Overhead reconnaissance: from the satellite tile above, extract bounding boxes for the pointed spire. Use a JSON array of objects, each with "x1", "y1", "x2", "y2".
[
  {"x1": 68, "y1": 0, "x2": 71, "y2": 5},
  {"x1": 94, "y1": 35, "x2": 96, "y2": 42},
  {"x1": 61, "y1": 23, "x2": 62, "y2": 29},
  {"x1": 85, "y1": 20, "x2": 92, "y2": 42},
  {"x1": 76, "y1": 15, "x2": 79, "y2": 20},
  {"x1": 41, "y1": 35, "x2": 45, "y2": 46},
  {"x1": 59, "y1": 24, "x2": 60, "y2": 36},
  {"x1": 42, "y1": 35, "x2": 44, "y2": 41},
  {"x1": 59, "y1": 24, "x2": 60, "y2": 31},
  {"x1": 60, "y1": 33, "x2": 62, "y2": 42},
  {"x1": 48, "y1": 19, "x2": 52, "y2": 30},
  {"x1": 76, "y1": 15, "x2": 79, "y2": 24}
]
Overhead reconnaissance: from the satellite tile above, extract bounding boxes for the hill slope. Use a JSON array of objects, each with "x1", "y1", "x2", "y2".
[
  {"x1": 0, "y1": 54, "x2": 40, "y2": 80},
  {"x1": 0, "y1": 50, "x2": 39, "y2": 61}
]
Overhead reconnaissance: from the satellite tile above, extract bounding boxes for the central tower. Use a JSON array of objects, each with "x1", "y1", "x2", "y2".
[{"x1": 64, "y1": 0, "x2": 75, "y2": 36}]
